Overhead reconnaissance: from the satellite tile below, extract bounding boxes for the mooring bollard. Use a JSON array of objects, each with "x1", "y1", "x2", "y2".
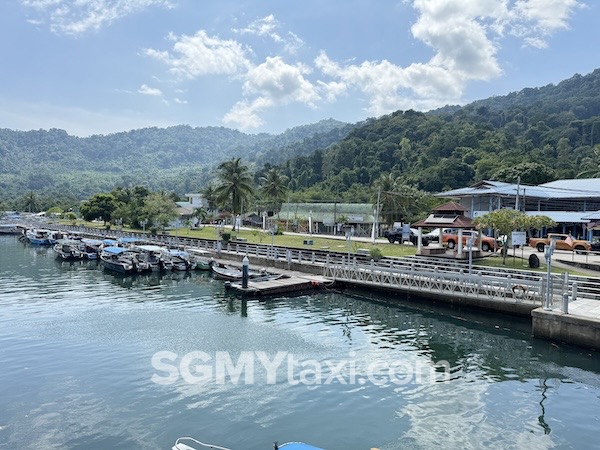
[
  {"x1": 242, "y1": 255, "x2": 249, "y2": 289},
  {"x1": 562, "y1": 292, "x2": 569, "y2": 314}
]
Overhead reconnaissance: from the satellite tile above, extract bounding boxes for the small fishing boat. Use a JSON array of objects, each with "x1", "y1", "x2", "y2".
[
  {"x1": 132, "y1": 245, "x2": 174, "y2": 272},
  {"x1": 172, "y1": 436, "x2": 324, "y2": 450},
  {"x1": 100, "y1": 246, "x2": 151, "y2": 274},
  {"x1": 0, "y1": 223, "x2": 26, "y2": 235},
  {"x1": 211, "y1": 263, "x2": 269, "y2": 281},
  {"x1": 211, "y1": 263, "x2": 245, "y2": 281},
  {"x1": 185, "y1": 248, "x2": 214, "y2": 270},
  {"x1": 80, "y1": 238, "x2": 103, "y2": 259},
  {"x1": 168, "y1": 249, "x2": 196, "y2": 271},
  {"x1": 53, "y1": 239, "x2": 85, "y2": 261},
  {"x1": 26, "y1": 229, "x2": 64, "y2": 245}
]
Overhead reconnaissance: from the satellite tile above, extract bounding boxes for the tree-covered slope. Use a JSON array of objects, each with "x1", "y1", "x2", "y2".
[
  {"x1": 0, "y1": 119, "x2": 351, "y2": 203},
  {"x1": 281, "y1": 69, "x2": 600, "y2": 201}
]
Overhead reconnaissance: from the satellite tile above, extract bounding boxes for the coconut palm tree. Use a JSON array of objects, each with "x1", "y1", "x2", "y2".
[
  {"x1": 259, "y1": 168, "x2": 289, "y2": 213},
  {"x1": 214, "y1": 158, "x2": 254, "y2": 224},
  {"x1": 22, "y1": 191, "x2": 42, "y2": 213},
  {"x1": 577, "y1": 145, "x2": 600, "y2": 178},
  {"x1": 373, "y1": 174, "x2": 425, "y2": 226}
]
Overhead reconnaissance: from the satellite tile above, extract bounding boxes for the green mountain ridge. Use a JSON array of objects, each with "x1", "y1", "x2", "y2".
[{"x1": 2, "y1": 68, "x2": 600, "y2": 210}]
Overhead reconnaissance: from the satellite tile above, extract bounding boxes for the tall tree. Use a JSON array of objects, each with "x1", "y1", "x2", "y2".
[
  {"x1": 79, "y1": 193, "x2": 119, "y2": 224},
  {"x1": 142, "y1": 192, "x2": 179, "y2": 232},
  {"x1": 259, "y1": 168, "x2": 289, "y2": 213},
  {"x1": 214, "y1": 158, "x2": 254, "y2": 219}
]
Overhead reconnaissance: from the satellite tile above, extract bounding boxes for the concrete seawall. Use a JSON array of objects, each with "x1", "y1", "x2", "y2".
[{"x1": 532, "y1": 307, "x2": 600, "y2": 350}]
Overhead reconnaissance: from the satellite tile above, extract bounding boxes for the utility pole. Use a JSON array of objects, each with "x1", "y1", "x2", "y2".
[
  {"x1": 515, "y1": 175, "x2": 520, "y2": 211},
  {"x1": 373, "y1": 187, "x2": 381, "y2": 244}
]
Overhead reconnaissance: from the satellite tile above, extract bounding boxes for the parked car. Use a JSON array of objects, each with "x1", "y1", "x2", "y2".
[
  {"x1": 383, "y1": 227, "x2": 430, "y2": 246},
  {"x1": 442, "y1": 229, "x2": 501, "y2": 252}
]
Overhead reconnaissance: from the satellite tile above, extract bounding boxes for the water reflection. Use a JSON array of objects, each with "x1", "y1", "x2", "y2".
[{"x1": 1, "y1": 236, "x2": 599, "y2": 450}]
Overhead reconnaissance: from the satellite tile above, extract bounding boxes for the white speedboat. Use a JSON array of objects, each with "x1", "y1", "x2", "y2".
[{"x1": 172, "y1": 436, "x2": 324, "y2": 450}]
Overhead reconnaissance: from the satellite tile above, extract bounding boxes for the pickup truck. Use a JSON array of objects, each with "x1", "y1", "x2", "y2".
[
  {"x1": 442, "y1": 229, "x2": 500, "y2": 252},
  {"x1": 528, "y1": 233, "x2": 592, "y2": 253},
  {"x1": 383, "y1": 227, "x2": 430, "y2": 246}
]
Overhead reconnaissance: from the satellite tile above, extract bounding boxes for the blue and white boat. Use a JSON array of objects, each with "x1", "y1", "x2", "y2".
[
  {"x1": 172, "y1": 437, "x2": 324, "y2": 450},
  {"x1": 26, "y1": 229, "x2": 64, "y2": 245}
]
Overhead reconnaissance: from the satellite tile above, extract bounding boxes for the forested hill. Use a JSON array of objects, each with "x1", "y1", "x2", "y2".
[
  {"x1": 0, "y1": 118, "x2": 352, "y2": 203},
  {"x1": 279, "y1": 69, "x2": 600, "y2": 201}
]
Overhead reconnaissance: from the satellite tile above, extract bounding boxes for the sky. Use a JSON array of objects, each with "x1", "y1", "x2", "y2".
[{"x1": 0, "y1": 0, "x2": 597, "y2": 137}]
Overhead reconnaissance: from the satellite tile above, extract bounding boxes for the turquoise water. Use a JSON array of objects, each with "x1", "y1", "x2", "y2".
[{"x1": 0, "y1": 236, "x2": 599, "y2": 450}]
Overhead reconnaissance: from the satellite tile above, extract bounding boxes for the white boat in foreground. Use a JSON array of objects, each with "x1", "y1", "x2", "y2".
[{"x1": 172, "y1": 436, "x2": 324, "y2": 450}]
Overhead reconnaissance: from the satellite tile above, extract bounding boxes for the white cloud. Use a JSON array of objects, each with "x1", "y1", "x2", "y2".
[
  {"x1": 21, "y1": 0, "x2": 173, "y2": 35},
  {"x1": 138, "y1": 84, "x2": 163, "y2": 96},
  {"x1": 233, "y1": 14, "x2": 304, "y2": 54},
  {"x1": 223, "y1": 56, "x2": 319, "y2": 130},
  {"x1": 313, "y1": 0, "x2": 583, "y2": 117},
  {"x1": 144, "y1": 30, "x2": 251, "y2": 78}
]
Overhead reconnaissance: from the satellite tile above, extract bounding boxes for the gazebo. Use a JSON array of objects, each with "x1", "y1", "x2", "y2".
[{"x1": 413, "y1": 201, "x2": 481, "y2": 259}]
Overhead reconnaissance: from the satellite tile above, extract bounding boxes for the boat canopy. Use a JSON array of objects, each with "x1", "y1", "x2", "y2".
[
  {"x1": 103, "y1": 246, "x2": 128, "y2": 255},
  {"x1": 102, "y1": 239, "x2": 119, "y2": 246},
  {"x1": 119, "y1": 237, "x2": 148, "y2": 244},
  {"x1": 169, "y1": 250, "x2": 190, "y2": 257},
  {"x1": 82, "y1": 238, "x2": 103, "y2": 246},
  {"x1": 135, "y1": 245, "x2": 165, "y2": 252}
]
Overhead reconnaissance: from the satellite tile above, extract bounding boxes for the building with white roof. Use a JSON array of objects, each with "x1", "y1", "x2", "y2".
[{"x1": 437, "y1": 178, "x2": 600, "y2": 240}]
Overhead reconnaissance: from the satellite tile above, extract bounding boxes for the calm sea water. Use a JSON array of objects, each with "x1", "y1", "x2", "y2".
[{"x1": 0, "y1": 236, "x2": 599, "y2": 450}]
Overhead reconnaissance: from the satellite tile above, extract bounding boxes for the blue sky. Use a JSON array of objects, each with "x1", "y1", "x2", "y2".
[{"x1": 0, "y1": 0, "x2": 597, "y2": 137}]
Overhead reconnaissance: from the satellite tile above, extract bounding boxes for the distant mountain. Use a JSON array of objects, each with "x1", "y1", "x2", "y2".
[
  {"x1": 3, "y1": 68, "x2": 600, "y2": 211},
  {"x1": 0, "y1": 118, "x2": 352, "y2": 204}
]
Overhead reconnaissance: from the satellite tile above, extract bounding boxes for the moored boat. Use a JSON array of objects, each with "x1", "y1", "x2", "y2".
[
  {"x1": 185, "y1": 248, "x2": 214, "y2": 270},
  {"x1": 53, "y1": 239, "x2": 85, "y2": 261},
  {"x1": 80, "y1": 238, "x2": 103, "y2": 259},
  {"x1": 132, "y1": 245, "x2": 173, "y2": 272},
  {"x1": 26, "y1": 229, "x2": 64, "y2": 245},
  {"x1": 211, "y1": 263, "x2": 267, "y2": 281},
  {"x1": 167, "y1": 249, "x2": 196, "y2": 271},
  {"x1": 0, "y1": 223, "x2": 26, "y2": 235},
  {"x1": 100, "y1": 246, "x2": 151, "y2": 274}
]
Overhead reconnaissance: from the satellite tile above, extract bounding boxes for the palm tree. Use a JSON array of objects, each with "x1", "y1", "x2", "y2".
[
  {"x1": 214, "y1": 158, "x2": 254, "y2": 224},
  {"x1": 201, "y1": 184, "x2": 218, "y2": 211},
  {"x1": 577, "y1": 145, "x2": 600, "y2": 178},
  {"x1": 259, "y1": 168, "x2": 289, "y2": 213},
  {"x1": 373, "y1": 174, "x2": 425, "y2": 226},
  {"x1": 22, "y1": 191, "x2": 42, "y2": 213}
]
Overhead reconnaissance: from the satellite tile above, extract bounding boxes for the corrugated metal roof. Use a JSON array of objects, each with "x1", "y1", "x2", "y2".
[
  {"x1": 582, "y1": 210, "x2": 600, "y2": 220},
  {"x1": 525, "y1": 211, "x2": 591, "y2": 223},
  {"x1": 438, "y1": 178, "x2": 600, "y2": 199},
  {"x1": 538, "y1": 178, "x2": 600, "y2": 198}
]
